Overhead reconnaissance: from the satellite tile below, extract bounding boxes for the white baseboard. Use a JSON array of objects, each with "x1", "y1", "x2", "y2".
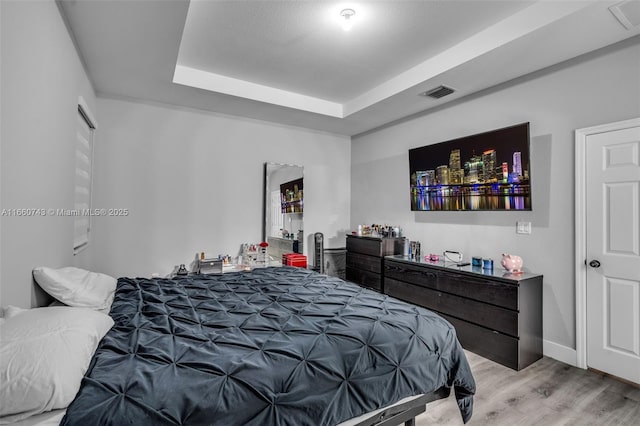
[{"x1": 543, "y1": 339, "x2": 578, "y2": 367}]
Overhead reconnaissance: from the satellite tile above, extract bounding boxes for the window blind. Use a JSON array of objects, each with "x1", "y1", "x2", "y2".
[{"x1": 73, "y1": 103, "x2": 95, "y2": 253}]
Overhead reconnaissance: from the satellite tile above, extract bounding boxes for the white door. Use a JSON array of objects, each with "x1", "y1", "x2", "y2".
[
  {"x1": 585, "y1": 123, "x2": 640, "y2": 384},
  {"x1": 270, "y1": 190, "x2": 283, "y2": 237}
]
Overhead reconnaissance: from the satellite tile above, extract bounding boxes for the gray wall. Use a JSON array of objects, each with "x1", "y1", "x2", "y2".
[
  {"x1": 90, "y1": 98, "x2": 351, "y2": 278},
  {"x1": 0, "y1": 0, "x2": 98, "y2": 308},
  {"x1": 350, "y1": 37, "x2": 640, "y2": 354}
]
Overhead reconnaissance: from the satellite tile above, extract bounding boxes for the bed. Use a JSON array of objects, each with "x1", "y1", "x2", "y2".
[
  {"x1": 2, "y1": 266, "x2": 474, "y2": 425},
  {"x1": 58, "y1": 266, "x2": 474, "y2": 425}
]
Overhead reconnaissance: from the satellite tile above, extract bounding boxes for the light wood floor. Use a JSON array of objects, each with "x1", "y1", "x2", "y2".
[{"x1": 418, "y1": 351, "x2": 640, "y2": 425}]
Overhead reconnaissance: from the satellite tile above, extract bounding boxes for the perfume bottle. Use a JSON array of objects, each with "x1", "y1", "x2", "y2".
[{"x1": 176, "y1": 264, "x2": 188, "y2": 276}]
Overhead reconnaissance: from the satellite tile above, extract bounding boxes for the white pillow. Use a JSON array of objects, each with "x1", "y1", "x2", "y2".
[
  {"x1": 0, "y1": 306, "x2": 113, "y2": 423},
  {"x1": 48, "y1": 295, "x2": 115, "y2": 316},
  {"x1": 33, "y1": 266, "x2": 116, "y2": 310}
]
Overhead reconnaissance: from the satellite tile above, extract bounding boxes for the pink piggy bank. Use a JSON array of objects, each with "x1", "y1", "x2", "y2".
[{"x1": 501, "y1": 254, "x2": 523, "y2": 273}]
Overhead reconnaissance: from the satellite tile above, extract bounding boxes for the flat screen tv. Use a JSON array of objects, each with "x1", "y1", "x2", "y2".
[{"x1": 409, "y1": 122, "x2": 531, "y2": 211}]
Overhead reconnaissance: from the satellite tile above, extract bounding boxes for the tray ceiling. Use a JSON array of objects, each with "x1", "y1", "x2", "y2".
[{"x1": 59, "y1": 0, "x2": 640, "y2": 135}]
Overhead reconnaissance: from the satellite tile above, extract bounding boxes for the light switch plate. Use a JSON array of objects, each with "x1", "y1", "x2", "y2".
[{"x1": 516, "y1": 221, "x2": 532, "y2": 234}]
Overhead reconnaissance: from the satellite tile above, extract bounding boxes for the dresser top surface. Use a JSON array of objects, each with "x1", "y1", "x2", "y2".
[
  {"x1": 346, "y1": 234, "x2": 405, "y2": 241},
  {"x1": 267, "y1": 236, "x2": 299, "y2": 242},
  {"x1": 385, "y1": 255, "x2": 542, "y2": 282}
]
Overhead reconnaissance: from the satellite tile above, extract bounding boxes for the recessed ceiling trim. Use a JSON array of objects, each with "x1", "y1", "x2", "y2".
[
  {"x1": 342, "y1": 0, "x2": 597, "y2": 117},
  {"x1": 173, "y1": 65, "x2": 344, "y2": 118}
]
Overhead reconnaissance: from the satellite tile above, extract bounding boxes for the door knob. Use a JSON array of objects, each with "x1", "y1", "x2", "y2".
[{"x1": 589, "y1": 260, "x2": 601, "y2": 268}]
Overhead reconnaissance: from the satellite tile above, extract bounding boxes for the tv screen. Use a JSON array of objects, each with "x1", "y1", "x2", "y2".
[{"x1": 409, "y1": 122, "x2": 531, "y2": 211}]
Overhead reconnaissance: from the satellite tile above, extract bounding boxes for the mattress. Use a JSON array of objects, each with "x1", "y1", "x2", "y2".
[{"x1": 61, "y1": 267, "x2": 475, "y2": 425}]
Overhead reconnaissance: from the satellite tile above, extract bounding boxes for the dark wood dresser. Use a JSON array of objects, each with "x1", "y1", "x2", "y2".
[
  {"x1": 345, "y1": 235, "x2": 405, "y2": 292},
  {"x1": 384, "y1": 255, "x2": 543, "y2": 371}
]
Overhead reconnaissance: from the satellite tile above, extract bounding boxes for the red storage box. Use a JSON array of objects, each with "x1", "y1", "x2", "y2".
[{"x1": 282, "y1": 253, "x2": 307, "y2": 268}]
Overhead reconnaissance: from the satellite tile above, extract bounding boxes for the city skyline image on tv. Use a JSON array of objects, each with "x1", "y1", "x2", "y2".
[{"x1": 409, "y1": 122, "x2": 531, "y2": 211}]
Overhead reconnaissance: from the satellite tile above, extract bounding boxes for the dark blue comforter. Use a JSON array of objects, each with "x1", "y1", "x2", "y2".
[{"x1": 62, "y1": 267, "x2": 474, "y2": 425}]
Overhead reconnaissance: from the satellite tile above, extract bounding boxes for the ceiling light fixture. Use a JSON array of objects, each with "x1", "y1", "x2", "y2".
[{"x1": 340, "y1": 8, "x2": 356, "y2": 31}]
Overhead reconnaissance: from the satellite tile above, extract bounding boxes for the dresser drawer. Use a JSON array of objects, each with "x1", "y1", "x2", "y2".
[
  {"x1": 346, "y1": 252, "x2": 382, "y2": 274},
  {"x1": 385, "y1": 260, "x2": 518, "y2": 310},
  {"x1": 346, "y1": 267, "x2": 382, "y2": 292},
  {"x1": 346, "y1": 236, "x2": 384, "y2": 256},
  {"x1": 385, "y1": 260, "x2": 438, "y2": 288},
  {"x1": 437, "y1": 271, "x2": 517, "y2": 310},
  {"x1": 441, "y1": 314, "x2": 520, "y2": 370},
  {"x1": 346, "y1": 236, "x2": 405, "y2": 257},
  {"x1": 385, "y1": 278, "x2": 518, "y2": 337}
]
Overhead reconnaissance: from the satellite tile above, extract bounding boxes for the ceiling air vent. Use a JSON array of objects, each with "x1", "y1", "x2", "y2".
[{"x1": 420, "y1": 85, "x2": 455, "y2": 99}]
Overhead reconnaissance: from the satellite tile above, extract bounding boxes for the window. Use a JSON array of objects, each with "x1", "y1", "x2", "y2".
[{"x1": 74, "y1": 97, "x2": 96, "y2": 254}]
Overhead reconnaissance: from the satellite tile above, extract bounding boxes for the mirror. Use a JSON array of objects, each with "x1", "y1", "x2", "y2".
[{"x1": 263, "y1": 163, "x2": 304, "y2": 263}]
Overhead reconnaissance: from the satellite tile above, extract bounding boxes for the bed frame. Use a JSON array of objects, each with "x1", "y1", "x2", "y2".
[{"x1": 351, "y1": 388, "x2": 451, "y2": 426}]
